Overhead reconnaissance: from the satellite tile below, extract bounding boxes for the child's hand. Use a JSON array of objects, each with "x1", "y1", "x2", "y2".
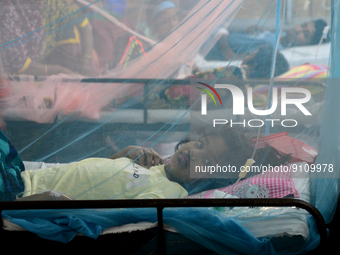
[{"x1": 110, "y1": 146, "x2": 165, "y2": 169}]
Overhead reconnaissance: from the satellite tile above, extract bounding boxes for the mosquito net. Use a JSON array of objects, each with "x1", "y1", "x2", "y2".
[{"x1": 0, "y1": 0, "x2": 339, "y2": 254}]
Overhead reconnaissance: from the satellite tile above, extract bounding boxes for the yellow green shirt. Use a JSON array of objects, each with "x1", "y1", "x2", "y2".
[{"x1": 21, "y1": 157, "x2": 188, "y2": 200}]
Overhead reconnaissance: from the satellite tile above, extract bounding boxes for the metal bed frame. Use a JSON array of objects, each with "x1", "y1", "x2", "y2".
[{"x1": 0, "y1": 198, "x2": 329, "y2": 254}]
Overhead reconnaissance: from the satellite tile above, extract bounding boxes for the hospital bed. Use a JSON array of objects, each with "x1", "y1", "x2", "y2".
[{"x1": 0, "y1": 166, "x2": 336, "y2": 254}]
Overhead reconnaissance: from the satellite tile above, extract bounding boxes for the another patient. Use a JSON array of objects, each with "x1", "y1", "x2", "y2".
[{"x1": 5, "y1": 126, "x2": 290, "y2": 201}]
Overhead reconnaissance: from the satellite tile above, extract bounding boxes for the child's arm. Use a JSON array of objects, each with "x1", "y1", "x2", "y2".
[
  {"x1": 110, "y1": 146, "x2": 165, "y2": 169},
  {"x1": 16, "y1": 191, "x2": 73, "y2": 201}
]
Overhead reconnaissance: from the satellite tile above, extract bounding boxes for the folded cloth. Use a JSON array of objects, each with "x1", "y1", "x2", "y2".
[{"x1": 0, "y1": 129, "x2": 25, "y2": 201}]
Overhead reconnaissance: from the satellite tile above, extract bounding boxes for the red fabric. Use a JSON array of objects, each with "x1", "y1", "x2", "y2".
[
  {"x1": 257, "y1": 132, "x2": 317, "y2": 164},
  {"x1": 187, "y1": 167, "x2": 300, "y2": 198}
]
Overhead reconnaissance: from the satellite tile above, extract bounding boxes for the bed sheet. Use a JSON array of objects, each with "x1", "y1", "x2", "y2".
[{"x1": 280, "y1": 43, "x2": 330, "y2": 68}]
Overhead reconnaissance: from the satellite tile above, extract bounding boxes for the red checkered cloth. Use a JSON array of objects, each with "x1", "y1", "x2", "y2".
[{"x1": 187, "y1": 165, "x2": 299, "y2": 199}]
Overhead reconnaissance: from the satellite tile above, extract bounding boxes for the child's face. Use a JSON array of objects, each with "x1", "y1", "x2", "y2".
[{"x1": 164, "y1": 135, "x2": 230, "y2": 185}]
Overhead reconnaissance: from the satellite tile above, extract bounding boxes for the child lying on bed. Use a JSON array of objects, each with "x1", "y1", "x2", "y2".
[{"x1": 0, "y1": 126, "x2": 290, "y2": 201}]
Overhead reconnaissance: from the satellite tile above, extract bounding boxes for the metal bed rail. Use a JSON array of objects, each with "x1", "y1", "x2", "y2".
[{"x1": 0, "y1": 198, "x2": 328, "y2": 254}]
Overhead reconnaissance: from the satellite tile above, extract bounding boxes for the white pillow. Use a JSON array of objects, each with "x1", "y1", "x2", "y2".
[
  {"x1": 280, "y1": 43, "x2": 330, "y2": 68},
  {"x1": 291, "y1": 162, "x2": 311, "y2": 202}
]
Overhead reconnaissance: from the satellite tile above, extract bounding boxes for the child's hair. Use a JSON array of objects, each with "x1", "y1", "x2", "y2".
[
  {"x1": 175, "y1": 126, "x2": 291, "y2": 194},
  {"x1": 218, "y1": 126, "x2": 291, "y2": 169},
  {"x1": 311, "y1": 19, "x2": 330, "y2": 45}
]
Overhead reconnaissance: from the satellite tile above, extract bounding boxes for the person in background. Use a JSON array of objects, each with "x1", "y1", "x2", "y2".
[
  {"x1": 88, "y1": 1, "x2": 180, "y2": 72},
  {"x1": 0, "y1": 0, "x2": 95, "y2": 76},
  {"x1": 206, "y1": 19, "x2": 330, "y2": 61},
  {"x1": 195, "y1": 46, "x2": 289, "y2": 80},
  {"x1": 4, "y1": 125, "x2": 290, "y2": 201},
  {"x1": 240, "y1": 46, "x2": 289, "y2": 79},
  {"x1": 147, "y1": 1, "x2": 180, "y2": 41}
]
